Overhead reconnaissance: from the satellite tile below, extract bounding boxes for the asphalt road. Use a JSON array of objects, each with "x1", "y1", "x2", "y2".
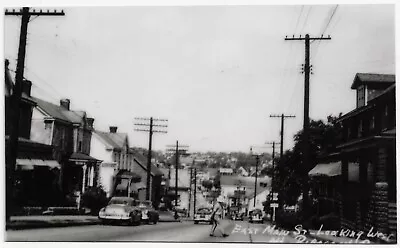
[{"x1": 6, "y1": 220, "x2": 312, "y2": 243}]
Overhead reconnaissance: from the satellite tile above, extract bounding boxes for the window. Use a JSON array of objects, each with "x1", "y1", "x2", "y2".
[
  {"x1": 78, "y1": 141, "x2": 82, "y2": 152},
  {"x1": 45, "y1": 122, "x2": 52, "y2": 130},
  {"x1": 357, "y1": 85, "x2": 366, "y2": 108}
]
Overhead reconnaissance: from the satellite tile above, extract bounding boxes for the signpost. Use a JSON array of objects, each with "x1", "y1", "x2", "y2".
[{"x1": 270, "y1": 203, "x2": 279, "y2": 222}]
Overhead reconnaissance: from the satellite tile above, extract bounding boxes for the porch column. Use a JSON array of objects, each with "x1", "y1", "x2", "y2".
[
  {"x1": 89, "y1": 165, "x2": 94, "y2": 187},
  {"x1": 82, "y1": 164, "x2": 87, "y2": 193}
]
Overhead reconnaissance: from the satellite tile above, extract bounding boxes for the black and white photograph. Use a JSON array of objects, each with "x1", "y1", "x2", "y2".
[{"x1": 2, "y1": 0, "x2": 397, "y2": 244}]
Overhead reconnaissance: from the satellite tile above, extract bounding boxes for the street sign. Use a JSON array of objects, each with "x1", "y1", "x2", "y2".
[
  {"x1": 270, "y1": 203, "x2": 279, "y2": 208},
  {"x1": 272, "y1": 193, "x2": 278, "y2": 201}
]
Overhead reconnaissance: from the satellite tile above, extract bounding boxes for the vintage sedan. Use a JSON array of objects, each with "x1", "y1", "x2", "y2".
[
  {"x1": 231, "y1": 211, "x2": 245, "y2": 221},
  {"x1": 98, "y1": 197, "x2": 142, "y2": 225},
  {"x1": 194, "y1": 207, "x2": 213, "y2": 224},
  {"x1": 137, "y1": 200, "x2": 159, "y2": 224},
  {"x1": 249, "y1": 209, "x2": 264, "y2": 223}
]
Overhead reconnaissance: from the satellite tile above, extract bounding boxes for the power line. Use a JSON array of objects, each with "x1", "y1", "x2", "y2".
[
  {"x1": 313, "y1": 5, "x2": 339, "y2": 60},
  {"x1": 321, "y1": 5, "x2": 339, "y2": 36},
  {"x1": 293, "y1": 6, "x2": 305, "y2": 34},
  {"x1": 300, "y1": 6, "x2": 312, "y2": 34}
]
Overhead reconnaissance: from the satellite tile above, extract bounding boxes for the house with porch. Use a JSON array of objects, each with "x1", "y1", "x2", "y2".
[
  {"x1": 308, "y1": 73, "x2": 396, "y2": 240},
  {"x1": 29, "y1": 93, "x2": 101, "y2": 206},
  {"x1": 90, "y1": 127, "x2": 163, "y2": 206},
  {"x1": 5, "y1": 60, "x2": 61, "y2": 208}
]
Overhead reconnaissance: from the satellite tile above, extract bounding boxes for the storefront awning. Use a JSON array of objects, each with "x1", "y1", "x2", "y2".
[
  {"x1": 308, "y1": 162, "x2": 360, "y2": 182},
  {"x1": 308, "y1": 162, "x2": 341, "y2": 177},
  {"x1": 16, "y1": 158, "x2": 61, "y2": 170}
]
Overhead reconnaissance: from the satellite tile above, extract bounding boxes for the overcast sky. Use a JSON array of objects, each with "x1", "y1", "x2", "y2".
[{"x1": 4, "y1": 4, "x2": 395, "y2": 153}]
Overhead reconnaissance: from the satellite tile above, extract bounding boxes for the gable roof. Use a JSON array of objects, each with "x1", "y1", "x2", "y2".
[
  {"x1": 94, "y1": 130, "x2": 128, "y2": 150},
  {"x1": 351, "y1": 73, "x2": 395, "y2": 89},
  {"x1": 129, "y1": 148, "x2": 163, "y2": 176},
  {"x1": 31, "y1": 96, "x2": 86, "y2": 124}
]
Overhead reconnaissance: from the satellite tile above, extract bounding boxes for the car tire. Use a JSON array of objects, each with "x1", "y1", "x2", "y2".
[
  {"x1": 129, "y1": 214, "x2": 136, "y2": 226},
  {"x1": 194, "y1": 221, "x2": 198, "y2": 224}
]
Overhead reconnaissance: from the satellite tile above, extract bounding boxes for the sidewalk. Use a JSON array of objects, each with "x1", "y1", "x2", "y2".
[{"x1": 6, "y1": 215, "x2": 100, "y2": 230}]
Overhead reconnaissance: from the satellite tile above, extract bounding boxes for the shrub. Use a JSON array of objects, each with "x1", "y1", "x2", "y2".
[{"x1": 81, "y1": 186, "x2": 108, "y2": 215}]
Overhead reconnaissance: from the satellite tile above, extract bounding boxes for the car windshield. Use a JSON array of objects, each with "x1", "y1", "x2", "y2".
[{"x1": 108, "y1": 198, "x2": 133, "y2": 206}]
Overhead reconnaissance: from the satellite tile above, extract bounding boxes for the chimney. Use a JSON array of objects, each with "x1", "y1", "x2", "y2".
[
  {"x1": 87, "y1": 118, "x2": 94, "y2": 129},
  {"x1": 60, "y1": 99, "x2": 70, "y2": 110},
  {"x1": 22, "y1": 80, "x2": 32, "y2": 97},
  {"x1": 109, "y1": 126, "x2": 118, "y2": 133}
]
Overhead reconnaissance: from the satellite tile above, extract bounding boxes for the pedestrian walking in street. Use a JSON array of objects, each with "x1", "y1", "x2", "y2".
[{"x1": 209, "y1": 196, "x2": 228, "y2": 237}]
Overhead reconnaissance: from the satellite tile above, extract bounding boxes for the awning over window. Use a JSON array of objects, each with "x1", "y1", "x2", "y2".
[
  {"x1": 16, "y1": 159, "x2": 34, "y2": 170},
  {"x1": 16, "y1": 158, "x2": 61, "y2": 170},
  {"x1": 308, "y1": 162, "x2": 341, "y2": 177},
  {"x1": 43, "y1": 160, "x2": 61, "y2": 168},
  {"x1": 308, "y1": 162, "x2": 360, "y2": 182}
]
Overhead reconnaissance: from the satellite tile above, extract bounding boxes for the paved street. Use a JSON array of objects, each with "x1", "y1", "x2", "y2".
[{"x1": 6, "y1": 220, "x2": 316, "y2": 243}]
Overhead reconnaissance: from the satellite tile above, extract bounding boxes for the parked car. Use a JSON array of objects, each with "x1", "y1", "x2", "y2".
[
  {"x1": 249, "y1": 209, "x2": 264, "y2": 223},
  {"x1": 231, "y1": 211, "x2": 245, "y2": 221},
  {"x1": 98, "y1": 197, "x2": 142, "y2": 225},
  {"x1": 194, "y1": 207, "x2": 213, "y2": 224},
  {"x1": 137, "y1": 200, "x2": 159, "y2": 224}
]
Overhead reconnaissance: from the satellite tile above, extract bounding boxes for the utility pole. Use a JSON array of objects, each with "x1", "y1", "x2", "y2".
[
  {"x1": 285, "y1": 34, "x2": 331, "y2": 217},
  {"x1": 166, "y1": 142, "x2": 189, "y2": 219},
  {"x1": 193, "y1": 168, "x2": 197, "y2": 215},
  {"x1": 135, "y1": 117, "x2": 168, "y2": 201},
  {"x1": 270, "y1": 114, "x2": 296, "y2": 158},
  {"x1": 250, "y1": 146, "x2": 267, "y2": 208},
  {"x1": 189, "y1": 168, "x2": 192, "y2": 217},
  {"x1": 5, "y1": 7, "x2": 65, "y2": 221},
  {"x1": 265, "y1": 141, "x2": 281, "y2": 189}
]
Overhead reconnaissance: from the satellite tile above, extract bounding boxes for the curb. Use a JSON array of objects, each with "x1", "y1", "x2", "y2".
[{"x1": 6, "y1": 220, "x2": 101, "y2": 231}]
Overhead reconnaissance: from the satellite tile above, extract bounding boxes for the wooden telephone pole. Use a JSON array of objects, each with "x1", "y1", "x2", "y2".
[
  {"x1": 265, "y1": 141, "x2": 280, "y2": 189},
  {"x1": 284, "y1": 34, "x2": 331, "y2": 216},
  {"x1": 5, "y1": 7, "x2": 65, "y2": 221},
  {"x1": 135, "y1": 117, "x2": 168, "y2": 200},
  {"x1": 270, "y1": 114, "x2": 296, "y2": 158},
  {"x1": 166, "y1": 142, "x2": 189, "y2": 219},
  {"x1": 249, "y1": 146, "x2": 268, "y2": 208}
]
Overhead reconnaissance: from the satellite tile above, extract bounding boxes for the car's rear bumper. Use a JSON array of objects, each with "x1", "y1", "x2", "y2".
[
  {"x1": 99, "y1": 215, "x2": 131, "y2": 220},
  {"x1": 194, "y1": 217, "x2": 211, "y2": 222}
]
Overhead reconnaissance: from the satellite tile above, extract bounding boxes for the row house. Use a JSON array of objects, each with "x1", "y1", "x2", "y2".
[
  {"x1": 29, "y1": 93, "x2": 101, "y2": 206},
  {"x1": 5, "y1": 60, "x2": 61, "y2": 208},
  {"x1": 90, "y1": 127, "x2": 163, "y2": 207},
  {"x1": 309, "y1": 73, "x2": 396, "y2": 240}
]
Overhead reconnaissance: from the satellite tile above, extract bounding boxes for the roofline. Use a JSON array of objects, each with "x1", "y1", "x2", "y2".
[
  {"x1": 335, "y1": 105, "x2": 372, "y2": 123},
  {"x1": 351, "y1": 73, "x2": 395, "y2": 89}
]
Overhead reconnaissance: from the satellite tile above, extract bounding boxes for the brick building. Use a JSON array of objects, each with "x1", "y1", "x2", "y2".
[{"x1": 309, "y1": 73, "x2": 396, "y2": 240}]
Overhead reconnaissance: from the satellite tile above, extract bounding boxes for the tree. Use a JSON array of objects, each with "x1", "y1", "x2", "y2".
[
  {"x1": 270, "y1": 114, "x2": 342, "y2": 207},
  {"x1": 202, "y1": 179, "x2": 213, "y2": 190}
]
